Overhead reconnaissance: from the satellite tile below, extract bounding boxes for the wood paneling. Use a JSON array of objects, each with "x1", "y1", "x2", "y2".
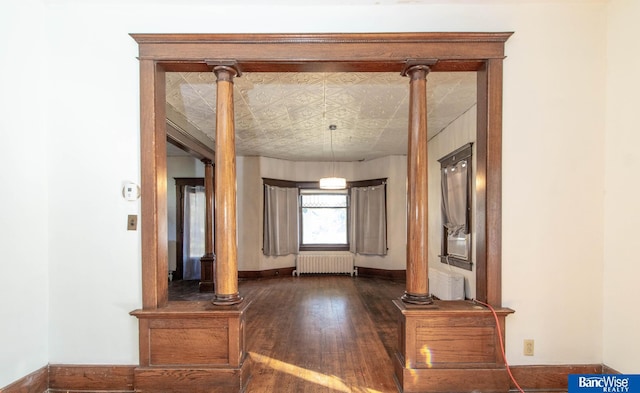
[
  {"x1": 148, "y1": 320, "x2": 229, "y2": 366},
  {"x1": 134, "y1": 366, "x2": 250, "y2": 393},
  {"x1": 132, "y1": 301, "x2": 249, "y2": 368},
  {"x1": 416, "y1": 326, "x2": 496, "y2": 365},
  {"x1": 394, "y1": 364, "x2": 510, "y2": 393},
  {"x1": 48, "y1": 365, "x2": 135, "y2": 392},
  {"x1": 394, "y1": 299, "x2": 514, "y2": 392}
]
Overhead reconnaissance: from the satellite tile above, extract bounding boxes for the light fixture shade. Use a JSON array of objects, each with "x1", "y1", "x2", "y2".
[{"x1": 319, "y1": 177, "x2": 347, "y2": 190}]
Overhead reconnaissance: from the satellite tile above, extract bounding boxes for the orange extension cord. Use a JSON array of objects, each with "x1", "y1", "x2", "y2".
[{"x1": 472, "y1": 299, "x2": 525, "y2": 393}]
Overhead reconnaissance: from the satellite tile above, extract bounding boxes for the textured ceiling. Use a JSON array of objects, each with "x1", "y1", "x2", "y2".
[{"x1": 166, "y1": 71, "x2": 476, "y2": 162}]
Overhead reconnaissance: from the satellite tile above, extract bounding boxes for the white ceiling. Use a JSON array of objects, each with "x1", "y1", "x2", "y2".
[{"x1": 165, "y1": 71, "x2": 476, "y2": 162}]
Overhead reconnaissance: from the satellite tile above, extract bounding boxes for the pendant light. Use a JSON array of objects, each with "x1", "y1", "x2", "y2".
[{"x1": 319, "y1": 124, "x2": 346, "y2": 189}]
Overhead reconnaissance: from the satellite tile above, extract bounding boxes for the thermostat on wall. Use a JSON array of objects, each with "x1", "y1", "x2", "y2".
[{"x1": 122, "y1": 182, "x2": 140, "y2": 201}]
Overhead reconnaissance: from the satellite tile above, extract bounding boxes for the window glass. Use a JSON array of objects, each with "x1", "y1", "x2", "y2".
[{"x1": 300, "y1": 193, "x2": 348, "y2": 246}]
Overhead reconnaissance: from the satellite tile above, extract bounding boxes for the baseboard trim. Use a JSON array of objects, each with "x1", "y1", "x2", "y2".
[
  {"x1": 238, "y1": 267, "x2": 295, "y2": 279},
  {"x1": 237, "y1": 267, "x2": 404, "y2": 281},
  {"x1": 509, "y1": 364, "x2": 619, "y2": 392},
  {"x1": 48, "y1": 364, "x2": 135, "y2": 392},
  {"x1": 0, "y1": 365, "x2": 48, "y2": 393},
  {"x1": 0, "y1": 362, "x2": 622, "y2": 392},
  {"x1": 355, "y1": 266, "x2": 406, "y2": 281}
]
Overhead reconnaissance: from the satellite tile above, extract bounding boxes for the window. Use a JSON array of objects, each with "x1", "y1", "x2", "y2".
[
  {"x1": 299, "y1": 191, "x2": 349, "y2": 251},
  {"x1": 438, "y1": 143, "x2": 473, "y2": 270}
]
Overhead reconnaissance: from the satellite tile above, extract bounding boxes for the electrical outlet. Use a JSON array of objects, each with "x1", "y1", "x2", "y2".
[
  {"x1": 523, "y1": 339, "x2": 534, "y2": 356},
  {"x1": 127, "y1": 215, "x2": 138, "y2": 231}
]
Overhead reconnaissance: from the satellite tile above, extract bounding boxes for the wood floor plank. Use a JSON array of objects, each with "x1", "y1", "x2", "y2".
[{"x1": 240, "y1": 276, "x2": 403, "y2": 393}]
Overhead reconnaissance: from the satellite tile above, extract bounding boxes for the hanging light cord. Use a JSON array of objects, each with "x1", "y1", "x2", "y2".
[{"x1": 330, "y1": 127, "x2": 335, "y2": 176}]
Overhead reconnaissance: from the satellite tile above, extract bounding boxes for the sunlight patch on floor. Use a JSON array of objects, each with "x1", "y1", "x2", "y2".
[{"x1": 250, "y1": 351, "x2": 384, "y2": 393}]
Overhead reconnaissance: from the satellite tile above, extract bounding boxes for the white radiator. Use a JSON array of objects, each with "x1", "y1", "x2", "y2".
[
  {"x1": 429, "y1": 268, "x2": 465, "y2": 300},
  {"x1": 294, "y1": 254, "x2": 355, "y2": 276}
]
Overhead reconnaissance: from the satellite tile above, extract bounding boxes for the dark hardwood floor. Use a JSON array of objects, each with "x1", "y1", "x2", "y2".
[{"x1": 169, "y1": 276, "x2": 405, "y2": 392}]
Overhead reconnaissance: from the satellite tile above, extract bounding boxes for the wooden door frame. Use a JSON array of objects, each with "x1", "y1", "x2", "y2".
[
  {"x1": 173, "y1": 177, "x2": 205, "y2": 281},
  {"x1": 131, "y1": 32, "x2": 512, "y2": 309}
]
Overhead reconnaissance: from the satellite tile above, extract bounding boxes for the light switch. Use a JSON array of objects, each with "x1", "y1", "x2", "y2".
[{"x1": 127, "y1": 215, "x2": 138, "y2": 231}]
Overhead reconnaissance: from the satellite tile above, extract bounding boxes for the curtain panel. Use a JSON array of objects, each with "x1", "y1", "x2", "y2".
[
  {"x1": 183, "y1": 185, "x2": 205, "y2": 280},
  {"x1": 441, "y1": 160, "x2": 468, "y2": 236},
  {"x1": 350, "y1": 184, "x2": 387, "y2": 255},
  {"x1": 263, "y1": 185, "x2": 299, "y2": 256}
]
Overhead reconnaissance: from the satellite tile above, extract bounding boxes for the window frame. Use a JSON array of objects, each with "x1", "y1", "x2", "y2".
[
  {"x1": 438, "y1": 143, "x2": 473, "y2": 271},
  {"x1": 298, "y1": 190, "x2": 350, "y2": 252}
]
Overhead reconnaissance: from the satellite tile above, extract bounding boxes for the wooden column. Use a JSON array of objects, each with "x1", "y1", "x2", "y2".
[
  {"x1": 401, "y1": 62, "x2": 434, "y2": 305},
  {"x1": 199, "y1": 159, "x2": 215, "y2": 292},
  {"x1": 212, "y1": 65, "x2": 243, "y2": 306}
]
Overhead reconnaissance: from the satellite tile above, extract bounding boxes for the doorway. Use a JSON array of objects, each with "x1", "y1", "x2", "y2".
[{"x1": 133, "y1": 32, "x2": 509, "y2": 309}]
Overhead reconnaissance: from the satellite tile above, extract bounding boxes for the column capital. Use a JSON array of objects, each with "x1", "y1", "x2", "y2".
[
  {"x1": 401, "y1": 59, "x2": 438, "y2": 78},
  {"x1": 207, "y1": 60, "x2": 242, "y2": 79},
  {"x1": 201, "y1": 158, "x2": 213, "y2": 166}
]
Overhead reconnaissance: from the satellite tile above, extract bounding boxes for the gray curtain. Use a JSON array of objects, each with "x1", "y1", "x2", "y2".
[
  {"x1": 442, "y1": 160, "x2": 468, "y2": 236},
  {"x1": 183, "y1": 185, "x2": 205, "y2": 280},
  {"x1": 263, "y1": 185, "x2": 299, "y2": 256},
  {"x1": 350, "y1": 184, "x2": 387, "y2": 255}
]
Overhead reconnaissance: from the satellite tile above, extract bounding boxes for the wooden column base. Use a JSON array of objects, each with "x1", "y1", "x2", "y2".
[
  {"x1": 199, "y1": 254, "x2": 215, "y2": 292},
  {"x1": 393, "y1": 299, "x2": 514, "y2": 393},
  {"x1": 130, "y1": 300, "x2": 251, "y2": 393}
]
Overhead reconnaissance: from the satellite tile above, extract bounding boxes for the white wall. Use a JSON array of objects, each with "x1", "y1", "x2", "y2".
[
  {"x1": 428, "y1": 106, "x2": 477, "y2": 299},
  {"x1": 3, "y1": 0, "x2": 633, "y2": 380},
  {"x1": 0, "y1": 0, "x2": 49, "y2": 386},
  {"x1": 498, "y1": 3, "x2": 606, "y2": 365},
  {"x1": 237, "y1": 155, "x2": 406, "y2": 272},
  {"x1": 603, "y1": 0, "x2": 640, "y2": 374}
]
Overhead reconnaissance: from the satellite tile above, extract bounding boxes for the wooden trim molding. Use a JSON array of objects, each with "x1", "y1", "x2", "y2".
[
  {"x1": 355, "y1": 266, "x2": 406, "y2": 281},
  {"x1": 238, "y1": 267, "x2": 296, "y2": 279},
  {"x1": 132, "y1": 31, "x2": 511, "y2": 310},
  {"x1": 0, "y1": 363, "x2": 621, "y2": 392},
  {"x1": 0, "y1": 366, "x2": 48, "y2": 393},
  {"x1": 131, "y1": 31, "x2": 512, "y2": 393},
  {"x1": 48, "y1": 365, "x2": 135, "y2": 393},
  {"x1": 509, "y1": 364, "x2": 616, "y2": 392}
]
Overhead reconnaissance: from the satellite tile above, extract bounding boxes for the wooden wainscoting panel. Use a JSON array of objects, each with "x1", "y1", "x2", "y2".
[
  {"x1": 148, "y1": 319, "x2": 229, "y2": 366},
  {"x1": 48, "y1": 365, "x2": 135, "y2": 392},
  {"x1": 0, "y1": 366, "x2": 48, "y2": 393},
  {"x1": 416, "y1": 326, "x2": 496, "y2": 366},
  {"x1": 394, "y1": 299, "x2": 514, "y2": 392},
  {"x1": 134, "y1": 364, "x2": 251, "y2": 393}
]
